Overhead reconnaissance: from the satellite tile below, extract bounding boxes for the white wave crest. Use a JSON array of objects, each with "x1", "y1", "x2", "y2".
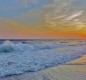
[{"x1": 0, "y1": 40, "x2": 86, "y2": 77}]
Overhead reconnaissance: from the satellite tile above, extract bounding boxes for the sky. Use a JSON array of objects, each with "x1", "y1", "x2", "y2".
[{"x1": 0, "y1": 0, "x2": 86, "y2": 39}]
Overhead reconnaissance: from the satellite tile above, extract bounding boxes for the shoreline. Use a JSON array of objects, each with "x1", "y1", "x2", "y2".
[
  {"x1": 66, "y1": 54, "x2": 86, "y2": 65},
  {"x1": 0, "y1": 54, "x2": 86, "y2": 80}
]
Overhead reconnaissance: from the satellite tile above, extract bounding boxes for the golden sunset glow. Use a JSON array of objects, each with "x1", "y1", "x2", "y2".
[{"x1": 0, "y1": 0, "x2": 86, "y2": 39}]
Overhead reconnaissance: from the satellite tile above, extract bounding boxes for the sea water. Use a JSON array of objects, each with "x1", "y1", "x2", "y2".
[{"x1": 0, "y1": 39, "x2": 86, "y2": 77}]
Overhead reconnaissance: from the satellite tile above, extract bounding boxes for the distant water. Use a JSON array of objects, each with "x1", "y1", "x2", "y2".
[{"x1": 0, "y1": 39, "x2": 86, "y2": 77}]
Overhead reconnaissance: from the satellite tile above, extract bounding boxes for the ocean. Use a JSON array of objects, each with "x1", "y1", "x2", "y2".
[{"x1": 0, "y1": 39, "x2": 86, "y2": 77}]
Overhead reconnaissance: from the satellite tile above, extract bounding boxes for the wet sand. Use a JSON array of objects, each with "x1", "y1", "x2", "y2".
[
  {"x1": 0, "y1": 55, "x2": 86, "y2": 80},
  {"x1": 66, "y1": 55, "x2": 86, "y2": 65}
]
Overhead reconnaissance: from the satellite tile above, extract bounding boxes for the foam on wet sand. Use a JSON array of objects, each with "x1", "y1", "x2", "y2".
[{"x1": 0, "y1": 55, "x2": 86, "y2": 80}]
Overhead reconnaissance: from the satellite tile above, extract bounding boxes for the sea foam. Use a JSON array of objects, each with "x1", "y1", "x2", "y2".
[{"x1": 0, "y1": 40, "x2": 86, "y2": 77}]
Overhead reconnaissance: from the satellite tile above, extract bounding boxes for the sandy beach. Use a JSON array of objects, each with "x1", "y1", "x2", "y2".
[
  {"x1": 0, "y1": 54, "x2": 86, "y2": 80},
  {"x1": 0, "y1": 0, "x2": 86, "y2": 79},
  {"x1": 66, "y1": 55, "x2": 86, "y2": 65}
]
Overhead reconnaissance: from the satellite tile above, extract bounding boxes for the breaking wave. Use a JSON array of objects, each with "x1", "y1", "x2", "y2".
[
  {"x1": 0, "y1": 40, "x2": 86, "y2": 77},
  {"x1": 0, "y1": 41, "x2": 34, "y2": 53}
]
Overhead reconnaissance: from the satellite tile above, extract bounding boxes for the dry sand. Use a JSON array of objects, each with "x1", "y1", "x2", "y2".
[{"x1": 0, "y1": 55, "x2": 86, "y2": 80}]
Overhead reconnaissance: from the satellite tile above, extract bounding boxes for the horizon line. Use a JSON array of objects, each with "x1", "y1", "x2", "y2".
[{"x1": 0, "y1": 39, "x2": 86, "y2": 40}]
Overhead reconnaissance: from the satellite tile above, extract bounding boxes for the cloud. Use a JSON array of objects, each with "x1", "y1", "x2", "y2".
[
  {"x1": 74, "y1": 19, "x2": 85, "y2": 30},
  {"x1": 44, "y1": 0, "x2": 75, "y2": 27},
  {"x1": 54, "y1": 15, "x2": 66, "y2": 19},
  {"x1": 44, "y1": 0, "x2": 86, "y2": 31},
  {"x1": 64, "y1": 11, "x2": 83, "y2": 20}
]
